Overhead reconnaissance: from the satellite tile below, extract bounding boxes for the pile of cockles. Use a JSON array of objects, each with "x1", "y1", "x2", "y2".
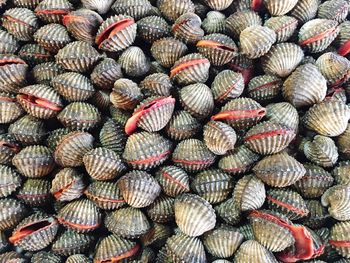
[{"x1": 1, "y1": 0, "x2": 350, "y2": 262}]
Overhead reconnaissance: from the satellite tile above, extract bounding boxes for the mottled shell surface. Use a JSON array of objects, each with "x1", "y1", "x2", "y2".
[
  {"x1": 0, "y1": 92, "x2": 24, "y2": 124},
  {"x1": 247, "y1": 74, "x2": 282, "y2": 103},
  {"x1": 0, "y1": 165, "x2": 21, "y2": 198},
  {"x1": 0, "y1": 29, "x2": 19, "y2": 54},
  {"x1": 17, "y1": 178, "x2": 51, "y2": 206},
  {"x1": 158, "y1": 0, "x2": 195, "y2": 22},
  {"x1": 329, "y1": 221, "x2": 350, "y2": 258},
  {"x1": 202, "y1": 11, "x2": 226, "y2": 34},
  {"x1": 19, "y1": 43, "x2": 52, "y2": 68},
  {"x1": 111, "y1": 0, "x2": 154, "y2": 20},
  {"x1": 140, "y1": 73, "x2": 172, "y2": 97},
  {"x1": 31, "y1": 62, "x2": 66, "y2": 86},
  {"x1": 333, "y1": 161, "x2": 350, "y2": 185},
  {"x1": 264, "y1": 0, "x2": 298, "y2": 15}
]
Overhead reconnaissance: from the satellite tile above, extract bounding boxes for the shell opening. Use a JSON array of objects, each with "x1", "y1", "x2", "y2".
[
  {"x1": 170, "y1": 58, "x2": 209, "y2": 78},
  {"x1": 53, "y1": 181, "x2": 74, "y2": 199},
  {"x1": 338, "y1": 38, "x2": 350, "y2": 56},
  {"x1": 17, "y1": 94, "x2": 62, "y2": 111},
  {"x1": 266, "y1": 195, "x2": 309, "y2": 216},
  {"x1": 98, "y1": 243, "x2": 140, "y2": 263},
  {"x1": 329, "y1": 240, "x2": 350, "y2": 247},
  {"x1": 2, "y1": 15, "x2": 34, "y2": 27},
  {"x1": 57, "y1": 217, "x2": 100, "y2": 230},
  {"x1": 0, "y1": 58, "x2": 26, "y2": 66},
  {"x1": 0, "y1": 141, "x2": 20, "y2": 153},
  {"x1": 211, "y1": 108, "x2": 266, "y2": 121},
  {"x1": 299, "y1": 26, "x2": 338, "y2": 46},
  {"x1": 63, "y1": 14, "x2": 88, "y2": 26},
  {"x1": 35, "y1": 9, "x2": 69, "y2": 15},
  {"x1": 9, "y1": 220, "x2": 53, "y2": 243},
  {"x1": 245, "y1": 129, "x2": 295, "y2": 141},
  {"x1": 161, "y1": 170, "x2": 189, "y2": 191},
  {"x1": 197, "y1": 40, "x2": 237, "y2": 52},
  {"x1": 249, "y1": 80, "x2": 282, "y2": 92}
]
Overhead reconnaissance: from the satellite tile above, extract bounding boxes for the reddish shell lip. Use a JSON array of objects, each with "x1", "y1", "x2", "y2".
[
  {"x1": 299, "y1": 26, "x2": 338, "y2": 46},
  {"x1": 266, "y1": 195, "x2": 309, "y2": 216},
  {"x1": 19, "y1": 52, "x2": 51, "y2": 59},
  {"x1": 96, "y1": 243, "x2": 140, "y2": 263},
  {"x1": 85, "y1": 194, "x2": 125, "y2": 204},
  {"x1": 245, "y1": 129, "x2": 295, "y2": 142},
  {"x1": 57, "y1": 217, "x2": 100, "y2": 231},
  {"x1": 172, "y1": 18, "x2": 189, "y2": 33},
  {"x1": 170, "y1": 58, "x2": 209, "y2": 78},
  {"x1": 17, "y1": 93, "x2": 63, "y2": 112},
  {"x1": 0, "y1": 141, "x2": 20, "y2": 153},
  {"x1": 0, "y1": 58, "x2": 26, "y2": 66},
  {"x1": 249, "y1": 80, "x2": 282, "y2": 93},
  {"x1": 62, "y1": 14, "x2": 87, "y2": 26},
  {"x1": 95, "y1": 18, "x2": 135, "y2": 47},
  {"x1": 2, "y1": 15, "x2": 34, "y2": 27},
  {"x1": 329, "y1": 240, "x2": 350, "y2": 247},
  {"x1": 338, "y1": 39, "x2": 350, "y2": 56},
  {"x1": 274, "y1": 19, "x2": 298, "y2": 33},
  {"x1": 160, "y1": 170, "x2": 190, "y2": 191},
  {"x1": 35, "y1": 9, "x2": 69, "y2": 15},
  {"x1": 53, "y1": 181, "x2": 74, "y2": 199},
  {"x1": 251, "y1": 0, "x2": 263, "y2": 11},
  {"x1": 0, "y1": 96, "x2": 16, "y2": 102},
  {"x1": 172, "y1": 158, "x2": 214, "y2": 166},
  {"x1": 128, "y1": 150, "x2": 171, "y2": 166},
  {"x1": 196, "y1": 40, "x2": 237, "y2": 52},
  {"x1": 211, "y1": 108, "x2": 266, "y2": 121}
]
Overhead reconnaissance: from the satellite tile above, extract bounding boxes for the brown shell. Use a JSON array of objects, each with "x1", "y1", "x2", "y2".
[
  {"x1": 118, "y1": 46, "x2": 150, "y2": 78},
  {"x1": 146, "y1": 195, "x2": 175, "y2": 223},
  {"x1": 19, "y1": 44, "x2": 53, "y2": 69},
  {"x1": 211, "y1": 70, "x2": 244, "y2": 103},
  {"x1": 35, "y1": 0, "x2": 73, "y2": 23},
  {"x1": 0, "y1": 92, "x2": 24, "y2": 124},
  {"x1": 158, "y1": 0, "x2": 195, "y2": 22},
  {"x1": 165, "y1": 110, "x2": 201, "y2": 141},
  {"x1": 140, "y1": 73, "x2": 172, "y2": 97},
  {"x1": 141, "y1": 223, "x2": 171, "y2": 248},
  {"x1": 0, "y1": 165, "x2": 21, "y2": 198},
  {"x1": 110, "y1": 78, "x2": 143, "y2": 111},
  {"x1": 0, "y1": 54, "x2": 28, "y2": 94},
  {"x1": 0, "y1": 29, "x2": 19, "y2": 54},
  {"x1": 137, "y1": 16, "x2": 170, "y2": 44},
  {"x1": 91, "y1": 58, "x2": 123, "y2": 90},
  {"x1": 31, "y1": 62, "x2": 66, "y2": 86},
  {"x1": 99, "y1": 118, "x2": 126, "y2": 155},
  {"x1": 156, "y1": 165, "x2": 190, "y2": 197},
  {"x1": 111, "y1": 0, "x2": 154, "y2": 20}
]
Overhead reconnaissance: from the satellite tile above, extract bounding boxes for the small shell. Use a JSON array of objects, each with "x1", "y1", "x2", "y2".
[
  {"x1": 141, "y1": 223, "x2": 171, "y2": 248},
  {"x1": 203, "y1": 121, "x2": 237, "y2": 155},
  {"x1": 156, "y1": 165, "x2": 190, "y2": 197},
  {"x1": 165, "y1": 110, "x2": 201, "y2": 141},
  {"x1": 19, "y1": 43, "x2": 52, "y2": 68},
  {"x1": 13, "y1": 0, "x2": 43, "y2": 9},
  {"x1": 264, "y1": 16, "x2": 298, "y2": 43},
  {"x1": 202, "y1": 0, "x2": 233, "y2": 10},
  {"x1": 118, "y1": 46, "x2": 150, "y2": 77},
  {"x1": 110, "y1": 78, "x2": 143, "y2": 110},
  {"x1": 12, "y1": 145, "x2": 54, "y2": 178},
  {"x1": 294, "y1": 163, "x2": 334, "y2": 198},
  {"x1": 179, "y1": 83, "x2": 214, "y2": 119},
  {"x1": 202, "y1": 11, "x2": 226, "y2": 34},
  {"x1": 0, "y1": 251, "x2": 27, "y2": 263},
  {"x1": 234, "y1": 240, "x2": 278, "y2": 263},
  {"x1": 318, "y1": 0, "x2": 349, "y2": 23},
  {"x1": 63, "y1": 9, "x2": 103, "y2": 44},
  {"x1": 0, "y1": 29, "x2": 19, "y2": 54},
  {"x1": 54, "y1": 131, "x2": 94, "y2": 167},
  {"x1": 31, "y1": 62, "x2": 66, "y2": 86},
  {"x1": 302, "y1": 200, "x2": 329, "y2": 229},
  {"x1": 35, "y1": 0, "x2": 73, "y2": 23},
  {"x1": 118, "y1": 170, "x2": 161, "y2": 208},
  {"x1": 322, "y1": 185, "x2": 350, "y2": 221},
  {"x1": 299, "y1": 19, "x2": 339, "y2": 53},
  {"x1": 56, "y1": 41, "x2": 102, "y2": 73},
  {"x1": 244, "y1": 121, "x2": 296, "y2": 155},
  {"x1": 0, "y1": 54, "x2": 28, "y2": 94},
  {"x1": 57, "y1": 199, "x2": 101, "y2": 232},
  {"x1": 140, "y1": 73, "x2": 172, "y2": 97},
  {"x1": 57, "y1": 102, "x2": 101, "y2": 131},
  {"x1": 336, "y1": 21, "x2": 350, "y2": 56},
  {"x1": 290, "y1": 0, "x2": 319, "y2": 23},
  {"x1": 158, "y1": 0, "x2": 195, "y2": 22},
  {"x1": 266, "y1": 102, "x2": 299, "y2": 132},
  {"x1": 261, "y1": 42, "x2": 304, "y2": 78},
  {"x1": 0, "y1": 92, "x2": 24, "y2": 124},
  {"x1": 81, "y1": 0, "x2": 114, "y2": 14},
  {"x1": 172, "y1": 12, "x2": 204, "y2": 44},
  {"x1": 170, "y1": 53, "x2": 210, "y2": 85},
  {"x1": 225, "y1": 10, "x2": 262, "y2": 39},
  {"x1": 99, "y1": 118, "x2": 126, "y2": 155},
  {"x1": 253, "y1": 152, "x2": 306, "y2": 187},
  {"x1": 51, "y1": 168, "x2": 85, "y2": 202},
  {"x1": 264, "y1": 0, "x2": 298, "y2": 15},
  {"x1": 240, "y1": 25, "x2": 276, "y2": 59},
  {"x1": 137, "y1": 16, "x2": 170, "y2": 44},
  {"x1": 105, "y1": 207, "x2": 150, "y2": 238},
  {"x1": 303, "y1": 99, "x2": 350, "y2": 137},
  {"x1": 333, "y1": 161, "x2": 350, "y2": 185},
  {"x1": 111, "y1": 0, "x2": 153, "y2": 20},
  {"x1": 329, "y1": 221, "x2": 350, "y2": 258},
  {"x1": 16, "y1": 178, "x2": 51, "y2": 206},
  {"x1": 83, "y1": 147, "x2": 126, "y2": 181},
  {"x1": 0, "y1": 134, "x2": 20, "y2": 165},
  {"x1": 247, "y1": 74, "x2": 282, "y2": 103},
  {"x1": 211, "y1": 97, "x2": 266, "y2": 130},
  {"x1": 0, "y1": 165, "x2": 21, "y2": 198},
  {"x1": 338, "y1": 123, "x2": 350, "y2": 159},
  {"x1": 0, "y1": 198, "x2": 27, "y2": 231},
  {"x1": 211, "y1": 70, "x2": 244, "y2": 103},
  {"x1": 95, "y1": 15, "x2": 137, "y2": 52},
  {"x1": 215, "y1": 198, "x2": 241, "y2": 225},
  {"x1": 2, "y1": 8, "x2": 39, "y2": 41},
  {"x1": 9, "y1": 212, "x2": 58, "y2": 251},
  {"x1": 91, "y1": 58, "x2": 123, "y2": 90},
  {"x1": 146, "y1": 195, "x2": 175, "y2": 223},
  {"x1": 123, "y1": 131, "x2": 172, "y2": 170}
]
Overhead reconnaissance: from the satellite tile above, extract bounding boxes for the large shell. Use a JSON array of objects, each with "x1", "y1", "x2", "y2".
[
  {"x1": 329, "y1": 221, "x2": 350, "y2": 258},
  {"x1": 35, "y1": 0, "x2": 73, "y2": 23},
  {"x1": 322, "y1": 185, "x2": 350, "y2": 221},
  {"x1": 16, "y1": 178, "x2": 51, "y2": 206},
  {"x1": 0, "y1": 54, "x2": 28, "y2": 94},
  {"x1": 158, "y1": 0, "x2": 195, "y2": 22},
  {"x1": 118, "y1": 46, "x2": 150, "y2": 77},
  {"x1": 333, "y1": 161, "x2": 350, "y2": 185},
  {"x1": 264, "y1": 0, "x2": 298, "y2": 15},
  {"x1": 0, "y1": 29, "x2": 19, "y2": 54},
  {"x1": 203, "y1": 121, "x2": 236, "y2": 155},
  {"x1": 81, "y1": 0, "x2": 114, "y2": 14},
  {"x1": 211, "y1": 70, "x2": 244, "y2": 103},
  {"x1": 0, "y1": 198, "x2": 27, "y2": 231},
  {"x1": 0, "y1": 92, "x2": 24, "y2": 124},
  {"x1": 0, "y1": 165, "x2": 21, "y2": 198},
  {"x1": 225, "y1": 10, "x2": 262, "y2": 39},
  {"x1": 31, "y1": 62, "x2": 66, "y2": 86},
  {"x1": 303, "y1": 99, "x2": 350, "y2": 137},
  {"x1": 123, "y1": 131, "x2": 172, "y2": 170},
  {"x1": 137, "y1": 16, "x2": 170, "y2": 44},
  {"x1": 266, "y1": 102, "x2": 299, "y2": 132},
  {"x1": 290, "y1": 0, "x2": 319, "y2": 23},
  {"x1": 165, "y1": 110, "x2": 201, "y2": 141},
  {"x1": 91, "y1": 58, "x2": 123, "y2": 90},
  {"x1": 34, "y1": 23, "x2": 71, "y2": 53},
  {"x1": 264, "y1": 16, "x2": 298, "y2": 43},
  {"x1": 202, "y1": 11, "x2": 226, "y2": 34},
  {"x1": 234, "y1": 240, "x2": 278, "y2": 263},
  {"x1": 253, "y1": 152, "x2": 306, "y2": 187},
  {"x1": 146, "y1": 195, "x2": 175, "y2": 223},
  {"x1": 156, "y1": 165, "x2": 190, "y2": 197},
  {"x1": 111, "y1": 0, "x2": 153, "y2": 20},
  {"x1": 118, "y1": 170, "x2": 161, "y2": 208},
  {"x1": 110, "y1": 78, "x2": 143, "y2": 111}
]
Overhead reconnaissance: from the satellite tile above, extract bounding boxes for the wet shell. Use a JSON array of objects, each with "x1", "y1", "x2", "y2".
[
  {"x1": 56, "y1": 41, "x2": 102, "y2": 73},
  {"x1": 338, "y1": 123, "x2": 350, "y2": 159},
  {"x1": 0, "y1": 29, "x2": 19, "y2": 54},
  {"x1": 54, "y1": 131, "x2": 94, "y2": 167},
  {"x1": 123, "y1": 132, "x2": 172, "y2": 170},
  {"x1": 299, "y1": 19, "x2": 339, "y2": 53},
  {"x1": 12, "y1": 145, "x2": 54, "y2": 178},
  {"x1": 118, "y1": 46, "x2": 150, "y2": 77},
  {"x1": 151, "y1": 37, "x2": 188, "y2": 68},
  {"x1": 322, "y1": 185, "x2": 350, "y2": 221},
  {"x1": 318, "y1": 0, "x2": 349, "y2": 23},
  {"x1": 264, "y1": 0, "x2": 298, "y2": 15},
  {"x1": 0, "y1": 165, "x2": 21, "y2": 198},
  {"x1": 81, "y1": 0, "x2": 114, "y2": 14},
  {"x1": 303, "y1": 135, "x2": 338, "y2": 168},
  {"x1": 57, "y1": 102, "x2": 101, "y2": 131},
  {"x1": 215, "y1": 198, "x2": 241, "y2": 225},
  {"x1": 244, "y1": 121, "x2": 296, "y2": 155},
  {"x1": 203, "y1": 121, "x2": 236, "y2": 155},
  {"x1": 13, "y1": 0, "x2": 43, "y2": 10},
  {"x1": 302, "y1": 199, "x2": 329, "y2": 229},
  {"x1": 158, "y1": 0, "x2": 195, "y2": 22},
  {"x1": 147, "y1": 195, "x2": 175, "y2": 223},
  {"x1": 118, "y1": 170, "x2": 161, "y2": 208},
  {"x1": 165, "y1": 110, "x2": 201, "y2": 141},
  {"x1": 0, "y1": 54, "x2": 28, "y2": 93},
  {"x1": 66, "y1": 254, "x2": 90, "y2": 263},
  {"x1": 137, "y1": 16, "x2": 170, "y2": 44},
  {"x1": 211, "y1": 97, "x2": 266, "y2": 130},
  {"x1": 31, "y1": 251, "x2": 62, "y2": 263},
  {"x1": 8, "y1": 115, "x2": 47, "y2": 145},
  {"x1": 94, "y1": 234, "x2": 140, "y2": 263},
  {"x1": 234, "y1": 240, "x2": 278, "y2": 263},
  {"x1": 63, "y1": 9, "x2": 103, "y2": 44},
  {"x1": 211, "y1": 70, "x2": 244, "y2": 103},
  {"x1": 95, "y1": 15, "x2": 137, "y2": 52},
  {"x1": 179, "y1": 83, "x2": 214, "y2": 119},
  {"x1": 336, "y1": 21, "x2": 350, "y2": 56},
  {"x1": 46, "y1": 128, "x2": 71, "y2": 150},
  {"x1": 174, "y1": 193, "x2": 216, "y2": 237},
  {"x1": 19, "y1": 43, "x2": 52, "y2": 68},
  {"x1": 16, "y1": 178, "x2": 51, "y2": 206},
  {"x1": 2, "y1": 8, "x2": 39, "y2": 41},
  {"x1": 141, "y1": 223, "x2": 171, "y2": 248},
  {"x1": 316, "y1": 52, "x2": 350, "y2": 87},
  {"x1": 261, "y1": 42, "x2": 304, "y2": 78},
  {"x1": 172, "y1": 12, "x2": 204, "y2": 44},
  {"x1": 140, "y1": 73, "x2": 172, "y2": 97},
  {"x1": 99, "y1": 118, "x2": 126, "y2": 155},
  {"x1": 247, "y1": 74, "x2": 282, "y2": 103},
  {"x1": 333, "y1": 161, "x2": 350, "y2": 185},
  {"x1": 240, "y1": 25, "x2": 276, "y2": 59},
  {"x1": 0, "y1": 198, "x2": 27, "y2": 231},
  {"x1": 9, "y1": 212, "x2": 58, "y2": 251},
  {"x1": 266, "y1": 102, "x2": 299, "y2": 132},
  {"x1": 264, "y1": 16, "x2": 298, "y2": 43},
  {"x1": 105, "y1": 207, "x2": 150, "y2": 238},
  {"x1": 57, "y1": 199, "x2": 101, "y2": 232},
  {"x1": 31, "y1": 62, "x2": 66, "y2": 86},
  {"x1": 0, "y1": 134, "x2": 19, "y2": 165},
  {"x1": 197, "y1": 33, "x2": 238, "y2": 66},
  {"x1": 329, "y1": 221, "x2": 350, "y2": 258},
  {"x1": 294, "y1": 163, "x2": 334, "y2": 198},
  {"x1": 110, "y1": 78, "x2": 143, "y2": 110},
  {"x1": 112, "y1": 0, "x2": 153, "y2": 20},
  {"x1": 253, "y1": 152, "x2": 306, "y2": 187},
  {"x1": 266, "y1": 188, "x2": 309, "y2": 220},
  {"x1": 91, "y1": 58, "x2": 123, "y2": 90},
  {"x1": 290, "y1": 0, "x2": 319, "y2": 23},
  {"x1": 202, "y1": 11, "x2": 226, "y2": 34},
  {"x1": 0, "y1": 92, "x2": 24, "y2": 124},
  {"x1": 83, "y1": 147, "x2": 125, "y2": 181},
  {"x1": 52, "y1": 229, "x2": 94, "y2": 256},
  {"x1": 203, "y1": 226, "x2": 243, "y2": 258},
  {"x1": 35, "y1": 0, "x2": 73, "y2": 23},
  {"x1": 34, "y1": 23, "x2": 71, "y2": 53},
  {"x1": 156, "y1": 165, "x2": 190, "y2": 197},
  {"x1": 0, "y1": 251, "x2": 27, "y2": 263},
  {"x1": 170, "y1": 53, "x2": 210, "y2": 85},
  {"x1": 225, "y1": 10, "x2": 262, "y2": 39},
  {"x1": 303, "y1": 99, "x2": 350, "y2": 137},
  {"x1": 51, "y1": 168, "x2": 85, "y2": 202}
]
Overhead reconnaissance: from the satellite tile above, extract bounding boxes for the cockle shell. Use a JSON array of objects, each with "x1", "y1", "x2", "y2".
[
  {"x1": 0, "y1": 92, "x2": 24, "y2": 124},
  {"x1": 234, "y1": 240, "x2": 278, "y2": 263},
  {"x1": 321, "y1": 185, "x2": 350, "y2": 221},
  {"x1": 247, "y1": 74, "x2": 282, "y2": 103},
  {"x1": 302, "y1": 200, "x2": 329, "y2": 229},
  {"x1": 19, "y1": 43, "x2": 52, "y2": 68},
  {"x1": 329, "y1": 221, "x2": 350, "y2": 258},
  {"x1": 333, "y1": 161, "x2": 350, "y2": 185},
  {"x1": 264, "y1": 16, "x2": 298, "y2": 43},
  {"x1": 0, "y1": 54, "x2": 28, "y2": 93},
  {"x1": 0, "y1": 134, "x2": 20, "y2": 165},
  {"x1": 99, "y1": 118, "x2": 126, "y2": 155},
  {"x1": 31, "y1": 251, "x2": 62, "y2": 263},
  {"x1": 31, "y1": 62, "x2": 66, "y2": 86},
  {"x1": 118, "y1": 46, "x2": 150, "y2": 77},
  {"x1": 215, "y1": 198, "x2": 241, "y2": 225},
  {"x1": 111, "y1": 78, "x2": 143, "y2": 111},
  {"x1": 338, "y1": 123, "x2": 350, "y2": 159},
  {"x1": 0, "y1": 29, "x2": 19, "y2": 54},
  {"x1": 165, "y1": 110, "x2": 201, "y2": 140},
  {"x1": 17, "y1": 178, "x2": 51, "y2": 206},
  {"x1": 13, "y1": 0, "x2": 43, "y2": 10},
  {"x1": 91, "y1": 58, "x2": 123, "y2": 90},
  {"x1": 225, "y1": 10, "x2": 262, "y2": 39},
  {"x1": 0, "y1": 198, "x2": 27, "y2": 231},
  {"x1": 141, "y1": 223, "x2": 171, "y2": 248},
  {"x1": 35, "y1": 0, "x2": 73, "y2": 23},
  {"x1": 81, "y1": 0, "x2": 114, "y2": 14},
  {"x1": 0, "y1": 251, "x2": 27, "y2": 263},
  {"x1": 202, "y1": 11, "x2": 226, "y2": 34},
  {"x1": 111, "y1": 0, "x2": 153, "y2": 20},
  {"x1": 211, "y1": 70, "x2": 244, "y2": 103},
  {"x1": 264, "y1": 0, "x2": 298, "y2": 15},
  {"x1": 146, "y1": 195, "x2": 174, "y2": 224},
  {"x1": 336, "y1": 21, "x2": 350, "y2": 56},
  {"x1": 318, "y1": 0, "x2": 349, "y2": 23},
  {"x1": 0, "y1": 165, "x2": 21, "y2": 198},
  {"x1": 137, "y1": 16, "x2": 170, "y2": 43},
  {"x1": 140, "y1": 73, "x2": 172, "y2": 97},
  {"x1": 158, "y1": 0, "x2": 195, "y2": 22},
  {"x1": 265, "y1": 102, "x2": 299, "y2": 132},
  {"x1": 202, "y1": 0, "x2": 233, "y2": 10},
  {"x1": 156, "y1": 165, "x2": 190, "y2": 197},
  {"x1": 66, "y1": 254, "x2": 90, "y2": 263},
  {"x1": 290, "y1": 0, "x2": 319, "y2": 23}
]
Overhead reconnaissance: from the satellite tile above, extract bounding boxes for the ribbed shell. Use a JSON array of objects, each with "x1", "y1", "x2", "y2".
[
  {"x1": 240, "y1": 25, "x2": 276, "y2": 59},
  {"x1": 141, "y1": 223, "x2": 171, "y2": 248},
  {"x1": 99, "y1": 118, "x2": 126, "y2": 155},
  {"x1": 156, "y1": 165, "x2": 190, "y2": 197},
  {"x1": 0, "y1": 29, "x2": 19, "y2": 54},
  {"x1": 303, "y1": 99, "x2": 350, "y2": 137},
  {"x1": 225, "y1": 10, "x2": 262, "y2": 39},
  {"x1": 137, "y1": 16, "x2": 170, "y2": 44},
  {"x1": 51, "y1": 168, "x2": 85, "y2": 202},
  {"x1": 0, "y1": 198, "x2": 27, "y2": 231},
  {"x1": 290, "y1": 0, "x2": 319, "y2": 23},
  {"x1": 146, "y1": 195, "x2": 175, "y2": 223},
  {"x1": 329, "y1": 221, "x2": 350, "y2": 258},
  {"x1": 66, "y1": 254, "x2": 90, "y2": 263},
  {"x1": 81, "y1": 0, "x2": 114, "y2": 14},
  {"x1": 19, "y1": 43, "x2": 52, "y2": 68},
  {"x1": 318, "y1": 0, "x2": 349, "y2": 23},
  {"x1": 264, "y1": 16, "x2": 298, "y2": 43},
  {"x1": 165, "y1": 110, "x2": 201, "y2": 141},
  {"x1": 211, "y1": 70, "x2": 244, "y2": 103},
  {"x1": 110, "y1": 78, "x2": 143, "y2": 110},
  {"x1": 34, "y1": 23, "x2": 71, "y2": 53},
  {"x1": 31, "y1": 251, "x2": 62, "y2": 263},
  {"x1": 105, "y1": 207, "x2": 150, "y2": 238},
  {"x1": 17, "y1": 178, "x2": 51, "y2": 206},
  {"x1": 338, "y1": 123, "x2": 350, "y2": 159},
  {"x1": 54, "y1": 131, "x2": 94, "y2": 167},
  {"x1": 55, "y1": 41, "x2": 102, "y2": 73},
  {"x1": 166, "y1": 233, "x2": 206, "y2": 263},
  {"x1": 261, "y1": 42, "x2": 304, "y2": 78},
  {"x1": 264, "y1": 0, "x2": 298, "y2": 15},
  {"x1": 0, "y1": 251, "x2": 27, "y2": 263},
  {"x1": 0, "y1": 134, "x2": 19, "y2": 165},
  {"x1": 336, "y1": 21, "x2": 350, "y2": 56},
  {"x1": 35, "y1": 0, "x2": 73, "y2": 23},
  {"x1": 234, "y1": 240, "x2": 278, "y2": 263},
  {"x1": 57, "y1": 199, "x2": 101, "y2": 232},
  {"x1": 158, "y1": 0, "x2": 195, "y2": 22},
  {"x1": 333, "y1": 161, "x2": 350, "y2": 185},
  {"x1": 203, "y1": 226, "x2": 243, "y2": 258},
  {"x1": 253, "y1": 152, "x2": 306, "y2": 187},
  {"x1": 247, "y1": 74, "x2": 282, "y2": 103},
  {"x1": 123, "y1": 132, "x2": 172, "y2": 170},
  {"x1": 2, "y1": 8, "x2": 39, "y2": 41},
  {"x1": 203, "y1": 121, "x2": 236, "y2": 155},
  {"x1": 140, "y1": 73, "x2": 172, "y2": 97},
  {"x1": 32, "y1": 62, "x2": 66, "y2": 86},
  {"x1": 9, "y1": 212, "x2": 58, "y2": 251},
  {"x1": 215, "y1": 198, "x2": 241, "y2": 225},
  {"x1": 302, "y1": 200, "x2": 329, "y2": 229},
  {"x1": 171, "y1": 12, "x2": 203, "y2": 44},
  {"x1": 0, "y1": 92, "x2": 24, "y2": 124},
  {"x1": 0, "y1": 165, "x2": 21, "y2": 198},
  {"x1": 266, "y1": 102, "x2": 299, "y2": 132},
  {"x1": 202, "y1": 11, "x2": 226, "y2": 34},
  {"x1": 91, "y1": 58, "x2": 123, "y2": 90},
  {"x1": 170, "y1": 53, "x2": 210, "y2": 85},
  {"x1": 111, "y1": 0, "x2": 153, "y2": 20},
  {"x1": 118, "y1": 46, "x2": 150, "y2": 77},
  {"x1": 174, "y1": 193, "x2": 216, "y2": 237},
  {"x1": 0, "y1": 54, "x2": 28, "y2": 94},
  {"x1": 321, "y1": 185, "x2": 350, "y2": 221}
]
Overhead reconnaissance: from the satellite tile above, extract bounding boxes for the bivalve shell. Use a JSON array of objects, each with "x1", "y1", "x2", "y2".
[
  {"x1": 247, "y1": 74, "x2": 282, "y2": 103},
  {"x1": 336, "y1": 21, "x2": 350, "y2": 56},
  {"x1": 118, "y1": 46, "x2": 150, "y2": 77},
  {"x1": 0, "y1": 92, "x2": 24, "y2": 124},
  {"x1": 0, "y1": 198, "x2": 27, "y2": 231},
  {"x1": 141, "y1": 223, "x2": 171, "y2": 248},
  {"x1": 265, "y1": 102, "x2": 299, "y2": 132},
  {"x1": 0, "y1": 134, "x2": 20, "y2": 165},
  {"x1": 81, "y1": 0, "x2": 114, "y2": 14},
  {"x1": 0, "y1": 54, "x2": 28, "y2": 94},
  {"x1": 321, "y1": 185, "x2": 350, "y2": 221},
  {"x1": 202, "y1": 11, "x2": 226, "y2": 34},
  {"x1": 19, "y1": 43, "x2": 52, "y2": 68},
  {"x1": 264, "y1": 0, "x2": 298, "y2": 15},
  {"x1": 264, "y1": 16, "x2": 298, "y2": 43},
  {"x1": 31, "y1": 62, "x2": 66, "y2": 86},
  {"x1": 165, "y1": 110, "x2": 201, "y2": 141},
  {"x1": 158, "y1": 0, "x2": 195, "y2": 22},
  {"x1": 91, "y1": 58, "x2": 123, "y2": 90},
  {"x1": 0, "y1": 251, "x2": 27, "y2": 263},
  {"x1": 17, "y1": 178, "x2": 51, "y2": 206},
  {"x1": 0, "y1": 29, "x2": 19, "y2": 54},
  {"x1": 31, "y1": 251, "x2": 62, "y2": 263},
  {"x1": 333, "y1": 161, "x2": 350, "y2": 185},
  {"x1": 225, "y1": 10, "x2": 262, "y2": 39},
  {"x1": 203, "y1": 121, "x2": 236, "y2": 155},
  {"x1": 111, "y1": 0, "x2": 153, "y2": 20},
  {"x1": 234, "y1": 240, "x2": 278, "y2": 263},
  {"x1": 318, "y1": 0, "x2": 349, "y2": 23},
  {"x1": 338, "y1": 123, "x2": 350, "y2": 159},
  {"x1": 140, "y1": 73, "x2": 172, "y2": 97},
  {"x1": 290, "y1": 0, "x2": 319, "y2": 23},
  {"x1": 146, "y1": 195, "x2": 175, "y2": 223},
  {"x1": 215, "y1": 198, "x2": 241, "y2": 225},
  {"x1": 156, "y1": 165, "x2": 190, "y2": 197},
  {"x1": 66, "y1": 254, "x2": 90, "y2": 263},
  {"x1": 99, "y1": 118, "x2": 126, "y2": 155},
  {"x1": 0, "y1": 165, "x2": 21, "y2": 198},
  {"x1": 171, "y1": 12, "x2": 204, "y2": 45},
  {"x1": 211, "y1": 70, "x2": 244, "y2": 103},
  {"x1": 35, "y1": 0, "x2": 73, "y2": 23},
  {"x1": 110, "y1": 78, "x2": 143, "y2": 111},
  {"x1": 302, "y1": 200, "x2": 329, "y2": 229},
  {"x1": 137, "y1": 16, "x2": 170, "y2": 44},
  {"x1": 329, "y1": 221, "x2": 350, "y2": 258}
]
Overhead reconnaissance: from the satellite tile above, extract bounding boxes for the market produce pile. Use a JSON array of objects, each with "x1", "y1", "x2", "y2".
[{"x1": 1, "y1": 0, "x2": 350, "y2": 262}]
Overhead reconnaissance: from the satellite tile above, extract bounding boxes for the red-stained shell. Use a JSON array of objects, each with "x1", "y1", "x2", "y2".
[
  {"x1": 329, "y1": 221, "x2": 350, "y2": 258},
  {"x1": 16, "y1": 178, "x2": 51, "y2": 207},
  {"x1": 172, "y1": 12, "x2": 204, "y2": 44},
  {"x1": 264, "y1": 16, "x2": 298, "y2": 43},
  {"x1": 211, "y1": 70, "x2": 244, "y2": 103},
  {"x1": 0, "y1": 54, "x2": 28, "y2": 94},
  {"x1": 247, "y1": 74, "x2": 282, "y2": 103},
  {"x1": 156, "y1": 165, "x2": 190, "y2": 197},
  {"x1": 35, "y1": 0, "x2": 73, "y2": 23}
]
